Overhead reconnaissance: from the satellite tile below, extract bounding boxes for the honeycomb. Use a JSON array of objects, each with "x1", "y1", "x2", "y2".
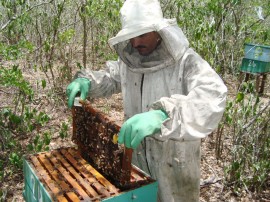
[{"x1": 72, "y1": 100, "x2": 132, "y2": 187}]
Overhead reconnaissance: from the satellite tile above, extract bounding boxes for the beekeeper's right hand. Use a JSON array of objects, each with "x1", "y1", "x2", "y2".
[
  {"x1": 66, "y1": 78, "x2": 91, "y2": 108},
  {"x1": 118, "y1": 110, "x2": 168, "y2": 149}
]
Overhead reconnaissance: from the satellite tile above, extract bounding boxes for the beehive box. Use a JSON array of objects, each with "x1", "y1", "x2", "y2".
[
  {"x1": 244, "y1": 43, "x2": 270, "y2": 62},
  {"x1": 240, "y1": 57, "x2": 270, "y2": 73},
  {"x1": 23, "y1": 148, "x2": 158, "y2": 202},
  {"x1": 23, "y1": 100, "x2": 158, "y2": 201}
]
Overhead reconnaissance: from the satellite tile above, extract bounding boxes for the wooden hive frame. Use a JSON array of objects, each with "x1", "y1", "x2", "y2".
[{"x1": 72, "y1": 100, "x2": 133, "y2": 188}]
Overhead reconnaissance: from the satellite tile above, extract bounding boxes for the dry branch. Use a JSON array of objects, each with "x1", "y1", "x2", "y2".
[{"x1": 1, "y1": 0, "x2": 54, "y2": 31}]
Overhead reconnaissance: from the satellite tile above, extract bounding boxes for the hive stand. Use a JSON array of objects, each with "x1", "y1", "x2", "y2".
[{"x1": 239, "y1": 72, "x2": 268, "y2": 94}]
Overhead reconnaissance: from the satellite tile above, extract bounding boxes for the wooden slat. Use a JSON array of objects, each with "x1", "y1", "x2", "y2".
[
  {"x1": 121, "y1": 148, "x2": 133, "y2": 185},
  {"x1": 32, "y1": 155, "x2": 70, "y2": 191},
  {"x1": 72, "y1": 107, "x2": 78, "y2": 143},
  {"x1": 68, "y1": 148, "x2": 119, "y2": 194},
  {"x1": 51, "y1": 150, "x2": 100, "y2": 198},
  {"x1": 60, "y1": 148, "x2": 115, "y2": 197},
  {"x1": 131, "y1": 172, "x2": 146, "y2": 183},
  {"x1": 39, "y1": 153, "x2": 92, "y2": 201},
  {"x1": 64, "y1": 192, "x2": 81, "y2": 202},
  {"x1": 30, "y1": 156, "x2": 68, "y2": 202},
  {"x1": 41, "y1": 155, "x2": 94, "y2": 200}
]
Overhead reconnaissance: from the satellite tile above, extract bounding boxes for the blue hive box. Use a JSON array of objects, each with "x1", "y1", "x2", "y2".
[{"x1": 244, "y1": 43, "x2": 270, "y2": 62}]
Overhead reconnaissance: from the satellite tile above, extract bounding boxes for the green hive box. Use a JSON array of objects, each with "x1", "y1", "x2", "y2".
[
  {"x1": 23, "y1": 147, "x2": 158, "y2": 202},
  {"x1": 244, "y1": 43, "x2": 270, "y2": 62},
  {"x1": 240, "y1": 58, "x2": 270, "y2": 73}
]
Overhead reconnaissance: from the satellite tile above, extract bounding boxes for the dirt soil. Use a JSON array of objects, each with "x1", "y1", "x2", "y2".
[{"x1": 1, "y1": 66, "x2": 270, "y2": 202}]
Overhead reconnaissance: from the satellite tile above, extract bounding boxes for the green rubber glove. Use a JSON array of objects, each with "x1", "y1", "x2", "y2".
[
  {"x1": 118, "y1": 110, "x2": 168, "y2": 149},
  {"x1": 66, "y1": 78, "x2": 91, "y2": 108}
]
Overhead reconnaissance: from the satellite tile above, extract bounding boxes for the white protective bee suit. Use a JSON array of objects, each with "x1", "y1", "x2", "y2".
[{"x1": 74, "y1": 0, "x2": 227, "y2": 201}]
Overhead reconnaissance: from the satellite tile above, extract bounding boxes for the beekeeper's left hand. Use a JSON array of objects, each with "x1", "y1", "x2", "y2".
[{"x1": 66, "y1": 78, "x2": 91, "y2": 108}]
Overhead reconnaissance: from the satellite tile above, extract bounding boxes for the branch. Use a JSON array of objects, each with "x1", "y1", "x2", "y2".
[
  {"x1": 0, "y1": 88, "x2": 16, "y2": 94},
  {"x1": 238, "y1": 14, "x2": 270, "y2": 38},
  {"x1": 243, "y1": 100, "x2": 270, "y2": 130},
  {"x1": 200, "y1": 175, "x2": 222, "y2": 187},
  {"x1": 0, "y1": 125, "x2": 19, "y2": 137},
  {"x1": 1, "y1": 0, "x2": 54, "y2": 31},
  {"x1": 248, "y1": 14, "x2": 269, "y2": 30}
]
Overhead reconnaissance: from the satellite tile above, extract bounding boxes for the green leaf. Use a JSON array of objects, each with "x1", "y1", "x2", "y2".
[
  {"x1": 226, "y1": 114, "x2": 233, "y2": 124},
  {"x1": 36, "y1": 143, "x2": 43, "y2": 152},
  {"x1": 43, "y1": 132, "x2": 51, "y2": 145},
  {"x1": 1, "y1": 108, "x2": 11, "y2": 117},
  {"x1": 27, "y1": 144, "x2": 34, "y2": 151},
  {"x1": 232, "y1": 161, "x2": 240, "y2": 171},
  {"x1": 226, "y1": 101, "x2": 233, "y2": 110},
  {"x1": 7, "y1": 140, "x2": 16, "y2": 148},
  {"x1": 76, "y1": 62, "x2": 83, "y2": 69},
  {"x1": 28, "y1": 124, "x2": 35, "y2": 132},
  {"x1": 9, "y1": 152, "x2": 22, "y2": 168},
  {"x1": 44, "y1": 41, "x2": 51, "y2": 53},
  {"x1": 33, "y1": 135, "x2": 40, "y2": 145},
  {"x1": 235, "y1": 92, "x2": 244, "y2": 103},
  {"x1": 9, "y1": 114, "x2": 22, "y2": 125},
  {"x1": 41, "y1": 79, "x2": 46, "y2": 89}
]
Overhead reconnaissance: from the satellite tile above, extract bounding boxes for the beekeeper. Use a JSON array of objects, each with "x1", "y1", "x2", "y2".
[{"x1": 66, "y1": 0, "x2": 227, "y2": 201}]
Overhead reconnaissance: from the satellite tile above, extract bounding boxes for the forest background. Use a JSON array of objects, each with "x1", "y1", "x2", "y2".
[{"x1": 0, "y1": 0, "x2": 269, "y2": 201}]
